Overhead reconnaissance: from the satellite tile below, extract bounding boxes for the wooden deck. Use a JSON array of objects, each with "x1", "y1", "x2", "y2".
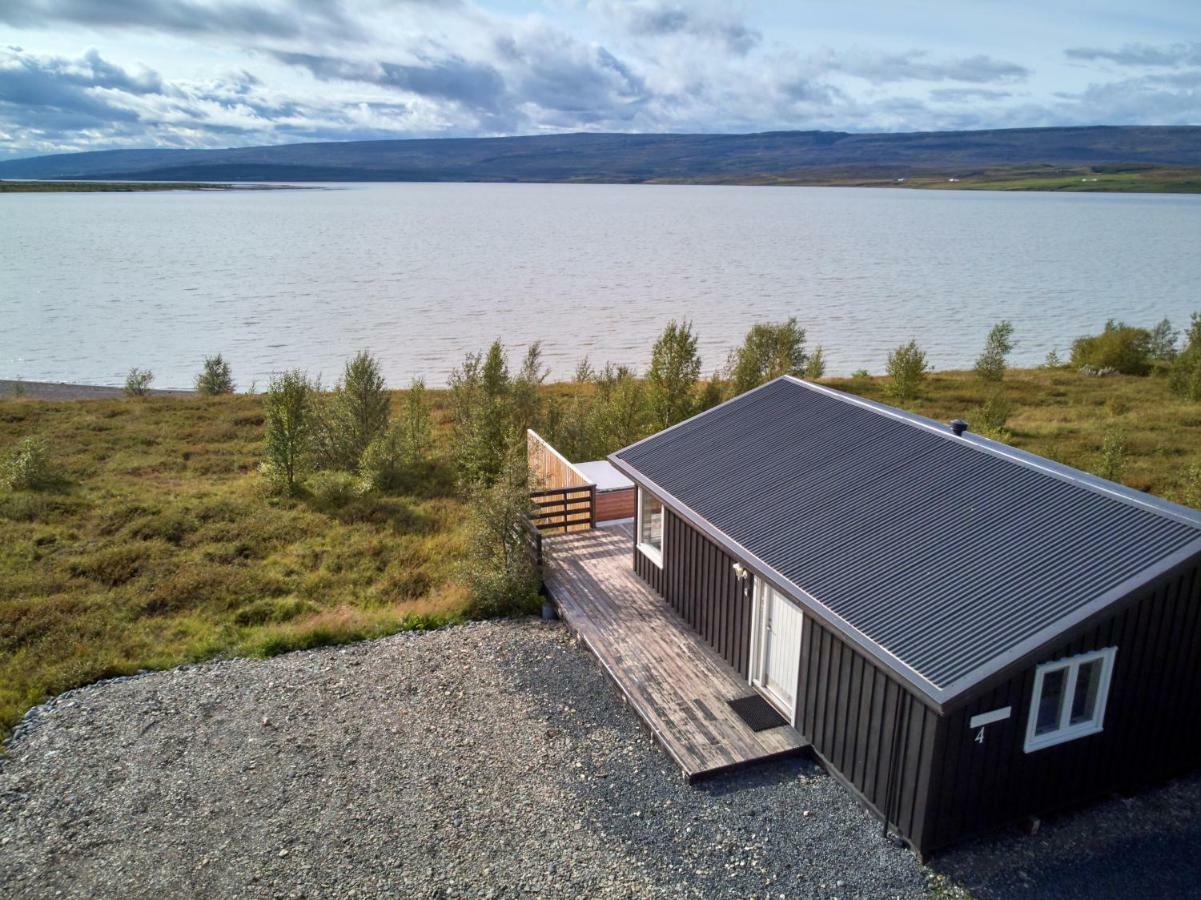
[{"x1": 544, "y1": 521, "x2": 808, "y2": 781}]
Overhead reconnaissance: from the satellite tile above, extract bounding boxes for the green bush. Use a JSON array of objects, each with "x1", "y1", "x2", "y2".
[
  {"x1": 196, "y1": 354, "x2": 235, "y2": 395},
  {"x1": 1, "y1": 437, "x2": 53, "y2": 491},
  {"x1": 1070, "y1": 320, "x2": 1152, "y2": 375},
  {"x1": 462, "y1": 447, "x2": 540, "y2": 618},
  {"x1": 124, "y1": 368, "x2": 154, "y2": 398},
  {"x1": 804, "y1": 346, "x2": 827, "y2": 379},
  {"x1": 728, "y1": 318, "x2": 809, "y2": 395},
  {"x1": 312, "y1": 351, "x2": 390, "y2": 471},
  {"x1": 263, "y1": 370, "x2": 312, "y2": 495},
  {"x1": 1149, "y1": 319, "x2": 1179, "y2": 362},
  {"x1": 974, "y1": 320, "x2": 1015, "y2": 382},
  {"x1": 1169, "y1": 313, "x2": 1201, "y2": 401},
  {"x1": 648, "y1": 320, "x2": 702, "y2": 428},
  {"x1": 310, "y1": 471, "x2": 362, "y2": 510},
  {"x1": 886, "y1": 340, "x2": 929, "y2": 401},
  {"x1": 1177, "y1": 462, "x2": 1201, "y2": 510},
  {"x1": 973, "y1": 393, "x2": 1013, "y2": 434},
  {"x1": 1098, "y1": 428, "x2": 1127, "y2": 483}
]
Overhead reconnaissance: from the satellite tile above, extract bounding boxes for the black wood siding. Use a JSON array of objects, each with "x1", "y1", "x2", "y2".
[
  {"x1": 799, "y1": 618, "x2": 941, "y2": 852},
  {"x1": 924, "y1": 559, "x2": 1201, "y2": 854},
  {"x1": 633, "y1": 507, "x2": 752, "y2": 677}
]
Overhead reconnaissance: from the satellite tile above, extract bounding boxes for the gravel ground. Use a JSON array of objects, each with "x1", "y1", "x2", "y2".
[
  {"x1": 0, "y1": 380, "x2": 194, "y2": 400},
  {"x1": 1, "y1": 619, "x2": 1198, "y2": 899}
]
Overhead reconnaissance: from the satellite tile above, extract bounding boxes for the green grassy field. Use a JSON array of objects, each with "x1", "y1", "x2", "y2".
[{"x1": 1, "y1": 368, "x2": 1199, "y2": 742}]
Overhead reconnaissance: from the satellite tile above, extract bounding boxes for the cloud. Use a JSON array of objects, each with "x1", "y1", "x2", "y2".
[
  {"x1": 0, "y1": 0, "x2": 361, "y2": 41},
  {"x1": 0, "y1": 47, "x2": 161, "y2": 131},
  {"x1": 818, "y1": 49, "x2": 1029, "y2": 85},
  {"x1": 612, "y1": 1, "x2": 761, "y2": 55},
  {"x1": 1066, "y1": 42, "x2": 1201, "y2": 68},
  {"x1": 929, "y1": 87, "x2": 1014, "y2": 102},
  {"x1": 272, "y1": 50, "x2": 510, "y2": 125}
]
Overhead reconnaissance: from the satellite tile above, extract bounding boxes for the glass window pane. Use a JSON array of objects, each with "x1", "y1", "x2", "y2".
[
  {"x1": 640, "y1": 492, "x2": 663, "y2": 550},
  {"x1": 1070, "y1": 660, "x2": 1101, "y2": 725},
  {"x1": 1035, "y1": 667, "x2": 1066, "y2": 735}
]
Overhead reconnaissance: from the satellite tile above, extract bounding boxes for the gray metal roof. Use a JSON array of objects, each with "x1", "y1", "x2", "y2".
[{"x1": 612, "y1": 376, "x2": 1201, "y2": 707}]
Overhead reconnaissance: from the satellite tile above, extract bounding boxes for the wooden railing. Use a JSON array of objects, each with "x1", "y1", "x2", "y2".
[
  {"x1": 527, "y1": 429, "x2": 596, "y2": 533},
  {"x1": 530, "y1": 484, "x2": 597, "y2": 533},
  {"x1": 514, "y1": 518, "x2": 544, "y2": 574}
]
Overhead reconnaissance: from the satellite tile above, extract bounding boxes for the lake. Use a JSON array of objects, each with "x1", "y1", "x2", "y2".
[{"x1": 3, "y1": 183, "x2": 1199, "y2": 389}]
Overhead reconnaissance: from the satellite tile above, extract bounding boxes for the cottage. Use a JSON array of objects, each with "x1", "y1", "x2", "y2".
[{"x1": 605, "y1": 375, "x2": 1201, "y2": 857}]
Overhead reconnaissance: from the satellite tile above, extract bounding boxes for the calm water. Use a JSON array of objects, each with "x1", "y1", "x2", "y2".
[{"x1": 3, "y1": 183, "x2": 1199, "y2": 388}]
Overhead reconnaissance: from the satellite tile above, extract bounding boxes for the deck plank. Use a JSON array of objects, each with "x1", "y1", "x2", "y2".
[{"x1": 544, "y1": 522, "x2": 808, "y2": 781}]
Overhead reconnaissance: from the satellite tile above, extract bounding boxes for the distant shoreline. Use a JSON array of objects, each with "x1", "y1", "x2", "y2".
[
  {"x1": 0, "y1": 181, "x2": 310, "y2": 193},
  {"x1": 0, "y1": 380, "x2": 195, "y2": 400}
]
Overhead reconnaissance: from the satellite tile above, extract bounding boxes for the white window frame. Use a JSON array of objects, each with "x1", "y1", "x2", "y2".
[
  {"x1": 1024, "y1": 647, "x2": 1117, "y2": 753},
  {"x1": 635, "y1": 486, "x2": 663, "y2": 568}
]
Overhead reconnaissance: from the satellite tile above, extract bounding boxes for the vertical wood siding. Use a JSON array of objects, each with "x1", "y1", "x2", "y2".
[
  {"x1": 633, "y1": 508, "x2": 753, "y2": 678},
  {"x1": 799, "y1": 617, "x2": 941, "y2": 852},
  {"x1": 924, "y1": 560, "x2": 1201, "y2": 854}
]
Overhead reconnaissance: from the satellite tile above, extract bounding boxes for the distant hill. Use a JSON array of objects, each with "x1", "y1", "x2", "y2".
[{"x1": 2, "y1": 126, "x2": 1200, "y2": 184}]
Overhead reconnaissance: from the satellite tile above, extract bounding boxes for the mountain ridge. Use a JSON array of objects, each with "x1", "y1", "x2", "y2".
[{"x1": 3, "y1": 125, "x2": 1200, "y2": 183}]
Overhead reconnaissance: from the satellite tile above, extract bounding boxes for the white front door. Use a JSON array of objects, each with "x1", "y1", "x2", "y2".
[{"x1": 753, "y1": 581, "x2": 804, "y2": 722}]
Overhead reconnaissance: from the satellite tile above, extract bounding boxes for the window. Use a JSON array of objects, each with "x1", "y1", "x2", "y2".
[
  {"x1": 1024, "y1": 647, "x2": 1116, "y2": 753},
  {"x1": 636, "y1": 487, "x2": 664, "y2": 567}
]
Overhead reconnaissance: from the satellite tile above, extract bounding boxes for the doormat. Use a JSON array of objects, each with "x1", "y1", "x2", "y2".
[{"x1": 728, "y1": 694, "x2": 787, "y2": 732}]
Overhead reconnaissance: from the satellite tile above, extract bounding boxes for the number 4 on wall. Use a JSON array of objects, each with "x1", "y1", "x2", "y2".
[{"x1": 969, "y1": 706, "x2": 1012, "y2": 744}]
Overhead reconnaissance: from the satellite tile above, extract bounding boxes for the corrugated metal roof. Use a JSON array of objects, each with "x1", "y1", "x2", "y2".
[{"x1": 612, "y1": 376, "x2": 1201, "y2": 704}]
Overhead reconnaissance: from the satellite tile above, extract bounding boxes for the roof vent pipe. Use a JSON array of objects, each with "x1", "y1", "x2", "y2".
[{"x1": 950, "y1": 419, "x2": 969, "y2": 437}]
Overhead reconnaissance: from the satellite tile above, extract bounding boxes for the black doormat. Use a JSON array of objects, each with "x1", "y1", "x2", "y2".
[{"x1": 728, "y1": 694, "x2": 787, "y2": 732}]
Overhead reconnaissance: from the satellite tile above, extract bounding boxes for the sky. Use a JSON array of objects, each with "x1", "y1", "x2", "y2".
[{"x1": 0, "y1": 1, "x2": 1198, "y2": 160}]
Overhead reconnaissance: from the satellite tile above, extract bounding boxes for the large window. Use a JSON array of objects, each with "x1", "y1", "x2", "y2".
[
  {"x1": 1024, "y1": 647, "x2": 1116, "y2": 753},
  {"x1": 637, "y1": 488, "x2": 664, "y2": 568}
]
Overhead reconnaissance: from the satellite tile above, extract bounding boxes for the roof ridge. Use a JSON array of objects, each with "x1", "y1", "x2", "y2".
[{"x1": 780, "y1": 375, "x2": 1201, "y2": 532}]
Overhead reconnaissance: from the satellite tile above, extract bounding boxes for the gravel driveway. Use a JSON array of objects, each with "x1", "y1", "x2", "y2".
[{"x1": 1, "y1": 620, "x2": 1199, "y2": 898}]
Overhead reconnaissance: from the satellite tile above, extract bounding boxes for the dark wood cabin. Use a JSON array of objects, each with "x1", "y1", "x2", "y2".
[{"x1": 609, "y1": 376, "x2": 1201, "y2": 858}]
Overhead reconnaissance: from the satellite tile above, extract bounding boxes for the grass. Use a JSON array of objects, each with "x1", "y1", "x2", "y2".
[
  {"x1": 1, "y1": 367, "x2": 1199, "y2": 743},
  {"x1": 0, "y1": 390, "x2": 469, "y2": 741}
]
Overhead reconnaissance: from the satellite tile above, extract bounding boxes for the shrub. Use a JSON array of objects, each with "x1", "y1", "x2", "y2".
[
  {"x1": 1, "y1": 437, "x2": 53, "y2": 491},
  {"x1": 804, "y1": 346, "x2": 827, "y2": 379},
  {"x1": 510, "y1": 343, "x2": 548, "y2": 436},
  {"x1": 1043, "y1": 349, "x2": 1063, "y2": 368},
  {"x1": 728, "y1": 318, "x2": 809, "y2": 395},
  {"x1": 1098, "y1": 428, "x2": 1127, "y2": 483},
  {"x1": 886, "y1": 340, "x2": 928, "y2": 401},
  {"x1": 974, "y1": 320, "x2": 1015, "y2": 382},
  {"x1": 696, "y1": 372, "x2": 725, "y2": 412},
  {"x1": 851, "y1": 369, "x2": 871, "y2": 380},
  {"x1": 312, "y1": 351, "x2": 390, "y2": 471},
  {"x1": 263, "y1": 370, "x2": 312, "y2": 494},
  {"x1": 310, "y1": 471, "x2": 362, "y2": 510},
  {"x1": 359, "y1": 424, "x2": 406, "y2": 492},
  {"x1": 449, "y1": 342, "x2": 515, "y2": 487},
  {"x1": 1169, "y1": 313, "x2": 1201, "y2": 401},
  {"x1": 1177, "y1": 462, "x2": 1201, "y2": 510},
  {"x1": 647, "y1": 320, "x2": 702, "y2": 429},
  {"x1": 462, "y1": 447, "x2": 540, "y2": 618},
  {"x1": 973, "y1": 393, "x2": 1013, "y2": 434},
  {"x1": 1149, "y1": 318, "x2": 1179, "y2": 362},
  {"x1": 196, "y1": 354, "x2": 235, "y2": 395},
  {"x1": 124, "y1": 368, "x2": 154, "y2": 398},
  {"x1": 1070, "y1": 320, "x2": 1152, "y2": 375}
]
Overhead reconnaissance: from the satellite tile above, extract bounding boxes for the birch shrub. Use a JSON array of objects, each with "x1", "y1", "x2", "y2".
[{"x1": 1, "y1": 437, "x2": 53, "y2": 491}]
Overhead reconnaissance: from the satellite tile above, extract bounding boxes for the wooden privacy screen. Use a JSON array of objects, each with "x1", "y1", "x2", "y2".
[{"x1": 527, "y1": 430, "x2": 596, "y2": 532}]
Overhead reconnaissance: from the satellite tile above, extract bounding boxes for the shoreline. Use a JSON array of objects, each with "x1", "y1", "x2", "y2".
[{"x1": 0, "y1": 379, "x2": 195, "y2": 401}]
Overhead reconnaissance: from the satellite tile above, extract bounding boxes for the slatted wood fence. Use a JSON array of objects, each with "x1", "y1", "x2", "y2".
[{"x1": 527, "y1": 429, "x2": 597, "y2": 533}]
